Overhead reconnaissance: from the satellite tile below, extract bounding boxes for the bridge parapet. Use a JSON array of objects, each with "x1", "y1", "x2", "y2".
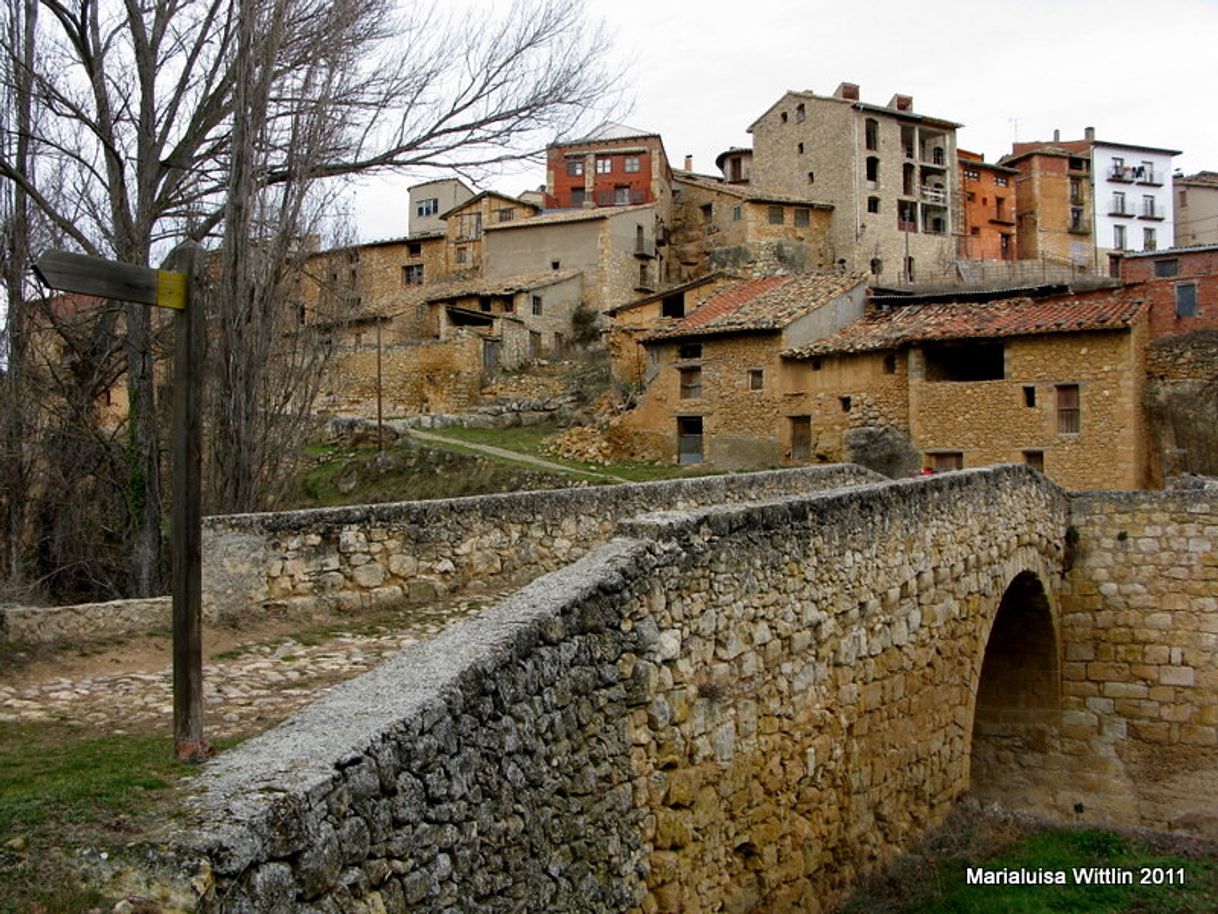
[{"x1": 158, "y1": 465, "x2": 1077, "y2": 913}]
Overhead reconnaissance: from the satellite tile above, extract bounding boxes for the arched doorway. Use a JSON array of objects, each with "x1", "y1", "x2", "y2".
[{"x1": 970, "y1": 571, "x2": 1061, "y2": 810}]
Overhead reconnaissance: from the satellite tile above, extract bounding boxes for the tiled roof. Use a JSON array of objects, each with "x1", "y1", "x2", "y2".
[
  {"x1": 422, "y1": 270, "x2": 582, "y2": 302},
  {"x1": 674, "y1": 172, "x2": 832, "y2": 208},
  {"x1": 605, "y1": 273, "x2": 727, "y2": 315},
  {"x1": 785, "y1": 293, "x2": 1147, "y2": 358},
  {"x1": 483, "y1": 203, "x2": 653, "y2": 231},
  {"x1": 647, "y1": 271, "x2": 867, "y2": 341}
]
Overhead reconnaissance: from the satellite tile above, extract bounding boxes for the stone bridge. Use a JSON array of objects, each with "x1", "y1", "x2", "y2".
[{"x1": 153, "y1": 466, "x2": 1218, "y2": 914}]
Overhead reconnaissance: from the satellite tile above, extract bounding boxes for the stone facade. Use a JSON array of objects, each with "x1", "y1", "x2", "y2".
[
  {"x1": 200, "y1": 466, "x2": 877, "y2": 622},
  {"x1": 1004, "y1": 145, "x2": 1095, "y2": 268},
  {"x1": 748, "y1": 84, "x2": 959, "y2": 284},
  {"x1": 316, "y1": 334, "x2": 484, "y2": 420},
  {"x1": 669, "y1": 174, "x2": 834, "y2": 281},
  {"x1": 482, "y1": 206, "x2": 660, "y2": 314},
  {"x1": 441, "y1": 192, "x2": 540, "y2": 276}
]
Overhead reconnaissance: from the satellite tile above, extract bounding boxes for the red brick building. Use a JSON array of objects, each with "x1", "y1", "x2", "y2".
[
  {"x1": 958, "y1": 150, "x2": 1019, "y2": 261},
  {"x1": 545, "y1": 121, "x2": 672, "y2": 215},
  {"x1": 1120, "y1": 244, "x2": 1218, "y2": 339}
]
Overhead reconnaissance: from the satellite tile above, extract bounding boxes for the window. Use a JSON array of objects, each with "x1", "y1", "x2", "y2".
[
  {"x1": 613, "y1": 185, "x2": 631, "y2": 205},
  {"x1": 497, "y1": 208, "x2": 514, "y2": 223},
  {"x1": 479, "y1": 300, "x2": 492, "y2": 313},
  {"x1": 567, "y1": 160, "x2": 584, "y2": 176},
  {"x1": 869, "y1": 257, "x2": 883, "y2": 275},
  {"x1": 407, "y1": 242, "x2": 422, "y2": 256},
  {"x1": 1111, "y1": 156, "x2": 1126, "y2": 179},
  {"x1": 929, "y1": 452, "x2": 963, "y2": 472},
  {"x1": 678, "y1": 342, "x2": 702, "y2": 359},
  {"x1": 1023, "y1": 385, "x2": 1036, "y2": 407},
  {"x1": 1070, "y1": 178, "x2": 1084, "y2": 204},
  {"x1": 796, "y1": 103, "x2": 806, "y2": 123},
  {"x1": 867, "y1": 196, "x2": 880, "y2": 214},
  {"x1": 402, "y1": 264, "x2": 424, "y2": 285},
  {"x1": 455, "y1": 247, "x2": 468, "y2": 264},
  {"x1": 865, "y1": 118, "x2": 879, "y2": 151},
  {"x1": 624, "y1": 156, "x2": 641, "y2": 173},
  {"x1": 807, "y1": 171, "x2": 815, "y2": 184},
  {"x1": 866, "y1": 156, "x2": 879, "y2": 184},
  {"x1": 732, "y1": 205, "x2": 742, "y2": 222},
  {"x1": 1056, "y1": 384, "x2": 1080, "y2": 434},
  {"x1": 639, "y1": 263, "x2": 650, "y2": 287},
  {"x1": 1154, "y1": 259, "x2": 1179, "y2": 277},
  {"x1": 570, "y1": 188, "x2": 586, "y2": 206},
  {"x1": 1142, "y1": 195, "x2": 1156, "y2": 218},
  {"x1": 1143, "y1": 227, "x2": 1156, "y2": 251},
  {"x1": 794, "y1": 208, "x2": 810, "y2": 227},
  {"x1": 1023, "y1": 450, "x2": 1045, "y2": 473},
  {"x1": 701, "y1": 203, "x2": 713, "y2": 223},
  {"x1": 963, "y1": 167, "x2": 981, "y2": 181},
  {"x1": 551, "y1": 259, "x2": 561, "y2": 270},
  {"x1": 1113, "y1": 225, "x2": 1126, "y2": 249},
  {"x1": 1176, "y1": 282, "x2": 1198, "y2": 317},
  {"x1": 768, "y1": 205, "x2": 784, "y2": 224},
  {"x1": 1111, "y1": 191, "x2": 1126, "y2": 214},
  {"x1": 747, "y1": 369, "x2": 764, "y2": 391},
  {"x1": 416, "y1": 197, "x2": 439, "y2": 217},
  {"x1": 661, "y1": 294, "x2": 684, "y2": 318},
  {"x1": 839, "y1": 396, "x2": 852, "y2": 412},
  {"x1": 797, "y1": 142, "x2": 804, "y2": 155},
  {"x1": 677, "y1": 417, "x2": 703, "y2": 465},
  {"x1": 883, "y1": 354, "x2": 896, "y2": 374},
  {"x1": 923, "y1": 342, "x2": 1005, "y2": 381},
  {"x1": 596, "y1": 157, "x2": 612, "y2": 174},
  {"x1": 679, "y1": 367, "x2": 702, "y2": 399},
  {"x1": 780, "y1": 111, "x2": 788, "y2": 123},
  {"x1": 994, "y1": 175, "x2": 1009, "y2": 187},
  {"x1": 532, "y1": 295, "x2": 543, "y2": 316}
]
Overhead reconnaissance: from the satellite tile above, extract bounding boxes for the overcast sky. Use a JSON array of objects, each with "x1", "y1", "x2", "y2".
[{"x1": 352, "y1": 0, "x2": 1217, "y2": 242}]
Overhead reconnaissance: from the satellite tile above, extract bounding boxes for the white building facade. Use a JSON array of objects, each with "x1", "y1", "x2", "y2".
[{"x1": 1091, "y1": 141, "x2": 1179, "y2": 271}]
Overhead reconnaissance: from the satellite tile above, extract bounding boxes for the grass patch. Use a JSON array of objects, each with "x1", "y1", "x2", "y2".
[
  {"x1": 841, "y1": 810, "x2": 1218, "y2": 914},
  {"x1": 0, "y1": 720, "x2": 223, "y2": 913}
]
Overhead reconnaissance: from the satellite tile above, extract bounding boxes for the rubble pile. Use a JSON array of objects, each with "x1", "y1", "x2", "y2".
[{"x1": 544, "y1": 421, "x2": 656, "y2": 466}]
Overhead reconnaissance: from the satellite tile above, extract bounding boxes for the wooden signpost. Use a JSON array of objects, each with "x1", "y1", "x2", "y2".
[{"x1": 33, "y1": 244, "x2": 212, "y2": 762}]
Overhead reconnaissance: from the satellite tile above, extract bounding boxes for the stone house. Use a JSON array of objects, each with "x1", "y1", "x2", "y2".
[
  {"x1": 620, "y1": 271, "x2": 868, "y2": 467},
  {"x1": 482, "y1": 204, "x2": 662, "y2": 313},
  {"x1": 781, "y1": 293, "x2": 1151, "y2": 490},
  {"x1": 748, "y1": 81, "x2": 961, "y2": 285},
  {"x1": 1174, "y1": 172, "x2": 1218, "y2": 247},
  {"x1": 1119, "y1": 244, "x2": 1218, "y2": 339},
  {"x1": 603, "y1": 274, "x2": 733, "y2": 385},
  {"x1": 422, "y1": 270, "x2": 584, "y2": 366},
  {"x1": 669, "y1": 171, "x2": 835, "y2": 281},
  {"x1": 958, "y1": 150, "x2": 1019, "y2": 261},
  {"x1": 440, "y1": 191, "x2": 541, "y2": 276}
]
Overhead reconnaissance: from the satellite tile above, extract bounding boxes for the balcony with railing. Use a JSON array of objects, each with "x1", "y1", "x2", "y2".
[
  {"x1": 596, "y1": 187, "x2": 647, "y2": 207},
  {"x1": 920, "y1": 185, "x2": 948, "y2": 205},
  {"x1": 1108, "y1": 197, "x2": 1132, "y2": 217},
  {"x1": 1133, "y1": 165, "x2": 1161, "y2": 186},
  {"x1": 1139, "y1": 200, "x2": 1165, "y2": 220},
  {"x1": 1108, "y1": 164, "x2": 1134, "y2": 183}
]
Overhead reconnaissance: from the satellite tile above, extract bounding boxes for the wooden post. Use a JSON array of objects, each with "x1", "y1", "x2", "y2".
[
  {"x1": 166, "y1": 242, "x2": 211, "y2": 761},
  {"x1": 376, "y1": 320, "x2": 385, "y2": 454}
]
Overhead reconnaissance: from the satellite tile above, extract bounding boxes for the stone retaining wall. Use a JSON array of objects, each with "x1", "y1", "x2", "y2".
[
  {"x1": 0, "y1": 596, "x2": 170, "y2": 644},
  {"x1": 201, "y1": 465, "x2": 878, "y2": 623},
  {"x1": 159, "y1": 466, "x2": 1073, "y2": 912}
]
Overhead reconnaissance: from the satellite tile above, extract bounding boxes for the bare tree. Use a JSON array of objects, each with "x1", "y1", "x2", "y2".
[{"x1": 1, "y1": 0, "x2": 619, "y2": 595}]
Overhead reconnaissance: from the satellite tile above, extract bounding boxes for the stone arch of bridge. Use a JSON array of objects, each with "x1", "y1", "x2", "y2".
[{"x1": 967, "y1": 568, "x2": 1063, "y2": 810}]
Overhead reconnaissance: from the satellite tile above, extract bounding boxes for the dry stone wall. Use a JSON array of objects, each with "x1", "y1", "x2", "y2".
[
  {"x1": 0, "y1": 596, "x2": 170, "y2": 644},
  {"x1": 200, "y1": 466, "x2": 877, "y2": 623}
]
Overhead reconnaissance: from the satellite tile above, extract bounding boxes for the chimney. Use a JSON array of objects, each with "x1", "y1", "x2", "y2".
[
  {"x1": 1053, "y1": 129, "x2": 1060, "y2": 142},
  {"x1": 1084, "y1": 126, "x2": 1095, "y2": 141},
  {"x1": 684, "y1": 154, "x2": 693, "y2": 171},
  {"x1": 888, "y1": 94, "x2": 914, "y2": 112},
  {"x1": 834, "y1": 82, "x2": 860, "y2": 101}
]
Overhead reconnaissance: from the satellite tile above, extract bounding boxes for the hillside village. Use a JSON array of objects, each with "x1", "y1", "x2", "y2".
[{"x1": 296, "y1": 81, "x2": 1218, "y2": 492}]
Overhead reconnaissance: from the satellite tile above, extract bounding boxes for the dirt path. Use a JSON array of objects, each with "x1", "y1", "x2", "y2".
[
  {"x1": 410, "y1": 428, "x2": 630, "y2": 483},
  {"x1": 0, "y1": 587, "x2": 511, "y2": 740}
]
